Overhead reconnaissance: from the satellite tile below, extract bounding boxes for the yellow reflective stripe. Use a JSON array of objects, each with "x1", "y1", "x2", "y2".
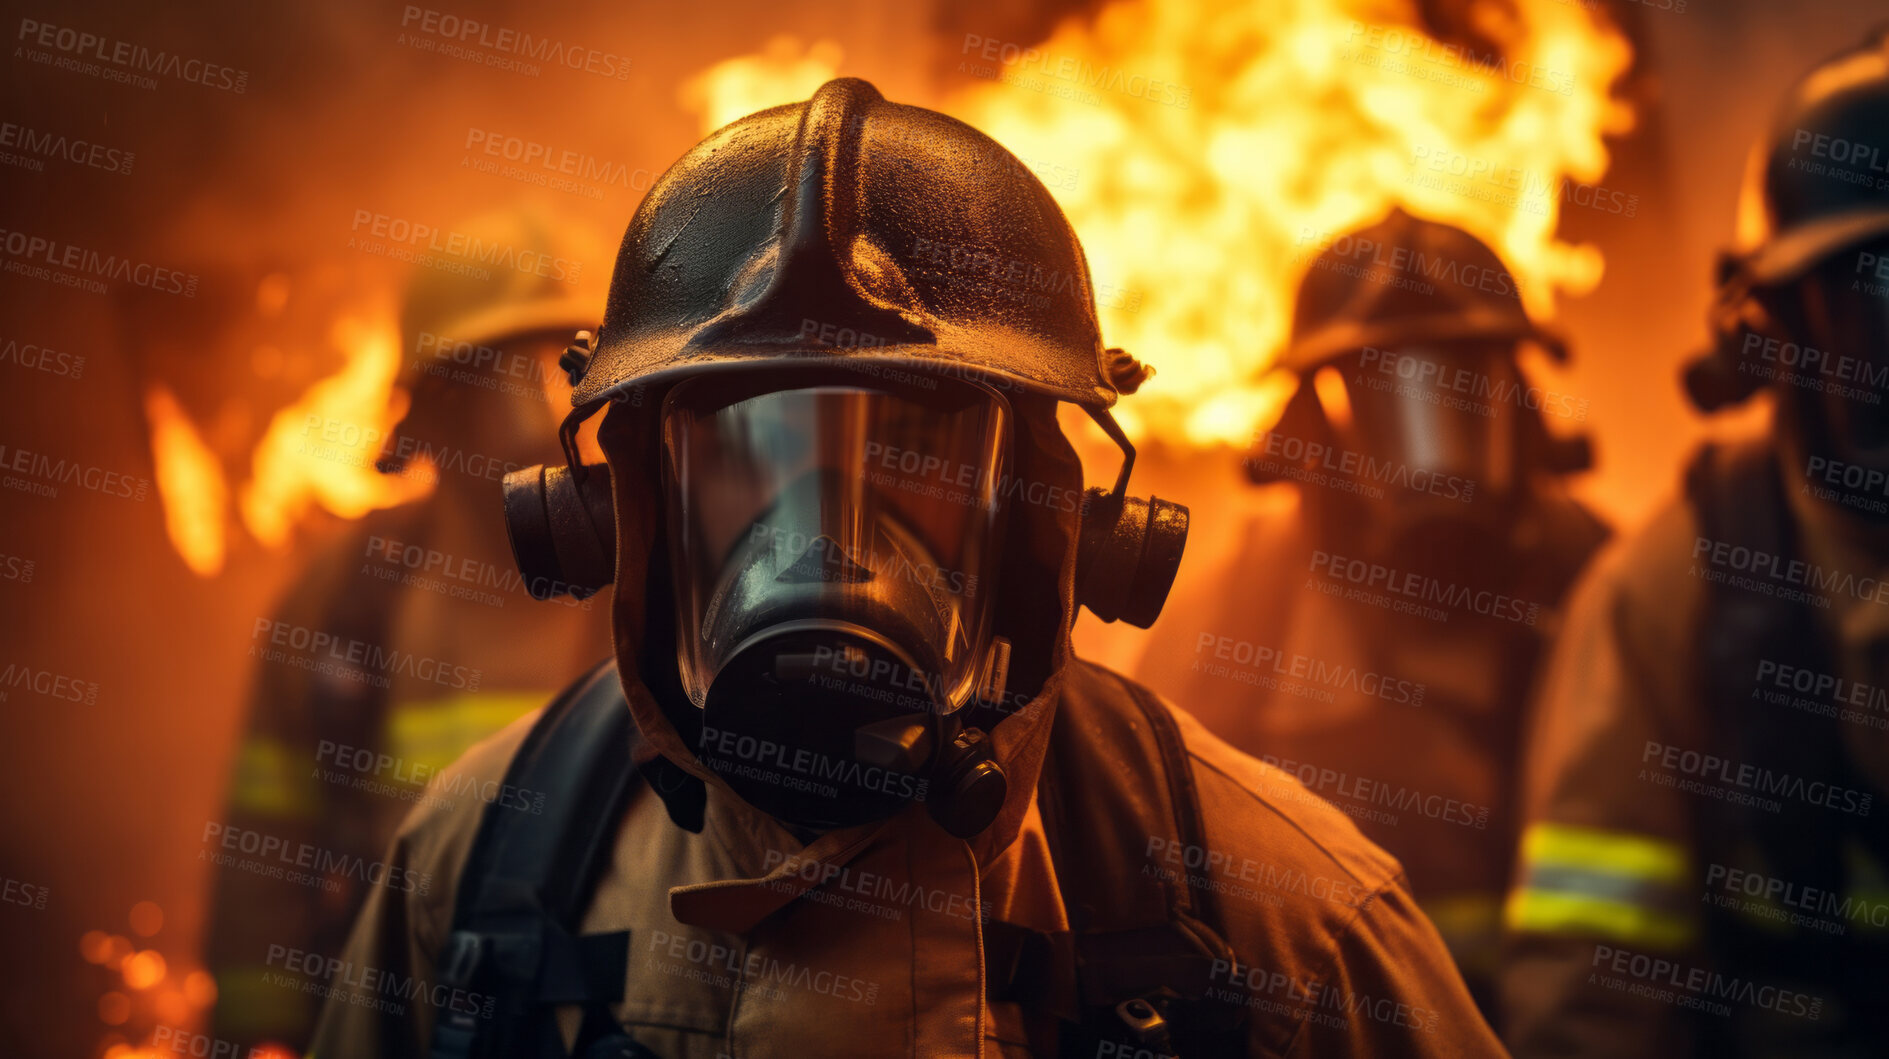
[
  {"x1": 1507, "y1": 822, "x2": 1696, "y2": 948},
  {"x1": 1520, "y1": 822, "x2": 1687, "y2": 884},
  {"x1": 230, "y1": 736, "x2": 317, "y2": 820},
  {"x1": 385, "y1": 690, "x2": 545, "y2": 777},
  {"x1": 1504, "y1": 888, "x2": 1696, "y2": 949}
]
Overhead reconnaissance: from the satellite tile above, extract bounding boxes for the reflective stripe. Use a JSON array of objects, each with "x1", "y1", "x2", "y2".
[
  {"x1": 385, "y1": 691, "x2": 546, "y2": 778},
  {"x1": 229, "y1": 736, "x2": 317, "y2": 820},
  {"x1": 1505, "y1": 822, "x2": 1697, "y2": 949},
  {"x1": 1520, "y1": 822, "x2": 1687, "y2": 885}
]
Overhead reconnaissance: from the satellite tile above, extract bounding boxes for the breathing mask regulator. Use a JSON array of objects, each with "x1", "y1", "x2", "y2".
[{"x1": 499, "y1": 342, "x2": 1185, "y2": 838}]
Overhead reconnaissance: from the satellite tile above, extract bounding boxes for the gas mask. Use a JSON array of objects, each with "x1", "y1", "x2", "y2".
[
  {"x1": 1256, "y1": 342, "x2": 1544, "y2": 569},
  {"x1": 659, "y1": 371, "x2": 1013, "y2": 835}
]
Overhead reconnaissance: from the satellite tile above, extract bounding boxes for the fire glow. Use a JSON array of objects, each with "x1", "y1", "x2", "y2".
[{"x1": 946, "y1": 0, "x2": 1634, "y2": 444}]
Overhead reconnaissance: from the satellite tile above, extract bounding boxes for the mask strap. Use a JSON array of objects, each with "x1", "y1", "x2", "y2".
[
  {"x1": 560, "y1": 399, "x2": 608, "y2": 484},
  {"x1": 1084, "y1": 405, "x2": 1136, "y2": 499}
]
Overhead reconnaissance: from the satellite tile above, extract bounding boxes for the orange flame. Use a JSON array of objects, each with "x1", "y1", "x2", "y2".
[
  {"x1": 239, "y1": 305, "x2": 433, "y2": 549},
  {"x1": 945, "y1": 0, "x2": 1634, "y2": 443},
  {"x1": 144, "y1": 385, "x2": 228, "y2": 577},
  {"x1": 679, "y1": 35, "x2": 845, "y2": 134}
]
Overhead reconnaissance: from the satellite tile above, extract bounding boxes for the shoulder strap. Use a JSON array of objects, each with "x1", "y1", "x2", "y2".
[
  {"x1": 431, "y1": 659, "x2": 647, "y2": 1059},
  {"x1": 1026, "y1": 662, "x2": 1244, "y2": 1057}
]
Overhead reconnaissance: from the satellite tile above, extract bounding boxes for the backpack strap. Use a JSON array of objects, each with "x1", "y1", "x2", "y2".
[
  {"x1": 431, "y1": 659, "x2": 695, "y2": 1059},
  {"x1": 1017, "y1": 661, "x2": 1245, "y2": 1057}
]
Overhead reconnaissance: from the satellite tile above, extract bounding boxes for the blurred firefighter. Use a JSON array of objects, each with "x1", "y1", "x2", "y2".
[
  {"x1": 1137, "y1": 208, "x2": 1607, "y2": 1015},
  {"x1": 1501, "y1": 30, "x2": 1889, "y2": 1058},
  {"x1": 204, "y1": 211, "x2": 614, "y2": 1051},
  {"x1": 310, "y1": 79, "x2": 1507, "y2": 1057}
]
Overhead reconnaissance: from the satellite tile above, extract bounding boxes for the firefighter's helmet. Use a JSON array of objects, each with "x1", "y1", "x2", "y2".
[{"x1": 1686, "y1": 28, "x2": 1889, "y2": 410}]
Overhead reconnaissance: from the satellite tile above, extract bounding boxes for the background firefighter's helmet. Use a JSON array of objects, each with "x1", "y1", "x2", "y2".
[
  {"x1": 564, "y1": 77, "x2": 1136, "y2": 412},
  {"x1": 380, "y1": 206, "x2": 600, "y2": 476},
  {"x1": 1686, "y1": 28, "x2": 1889, "y2": 411},
  {"x1": 1253, "y1": 208, "x2": 1588, "y2": 488},
  {"x1": 1279, "y1": 206, "x2": 1566, "y2": 376}
]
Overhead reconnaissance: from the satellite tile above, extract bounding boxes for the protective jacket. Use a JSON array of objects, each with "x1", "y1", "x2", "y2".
[
  {"x1": 1501, "y1": 438, "x2": 1889, "y2": 1057},
  {"x1": 1137, "y1": 482, "x2": 1605, "y2": 1008}
]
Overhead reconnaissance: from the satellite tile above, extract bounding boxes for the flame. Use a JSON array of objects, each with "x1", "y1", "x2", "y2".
[
  {"x1": 679, "y1": 35, "x2": 845, "y2": 134},
  {"x1": 239, "y1": 306, "x2": 433, "y2": 549},
  {"x1": 144, "y1": 385, "x2": 229, "y2": 577},
  {"x1": 85, "y1": 904, "x2": 221, "y2": 1057},
  {"x1": 945, "y1": 0, "x2": 1634, "y2": 443}
]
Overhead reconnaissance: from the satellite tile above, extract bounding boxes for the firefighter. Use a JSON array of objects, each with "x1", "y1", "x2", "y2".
[
  {"x1": 1137, "y1": 208, "x2": 1608, "y2": 1016},
  {"x1": 308, "y1": 79, "x2": 1506, "y2": 1058},
  {"x1": 204, "y1": 212, "x2": 614, "y2": 1052},
  {"x1": 1501, "y1": 30, "x2": 1889, "y2": 1058}
]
